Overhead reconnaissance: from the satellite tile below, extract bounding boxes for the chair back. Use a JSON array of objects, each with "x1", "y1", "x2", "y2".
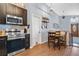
[
  {"x1": 64, "y1": 32, "x2": 67, "y2": 41},
  {"x1": 55, "y1": 31, "x2": 60, "y2": 37},
  {"x1": 61, "y1": 31, "x2": 67, "y2": 41},
  {"x1": 48, "y1": 32, "x2": 55, "y2": 40}
]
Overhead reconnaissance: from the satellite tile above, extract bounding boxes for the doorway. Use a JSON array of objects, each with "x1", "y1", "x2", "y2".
[
  {"x1": 71, "y1": 23, "x2": 79, "y2": 46},
  {"x1": 31, "y1": 14, "x2": 41, "y2": 47}
]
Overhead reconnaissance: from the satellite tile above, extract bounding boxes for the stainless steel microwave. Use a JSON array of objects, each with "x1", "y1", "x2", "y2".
[{"x1": 6, "y1": 15, "x2": 23, "y2": 25}]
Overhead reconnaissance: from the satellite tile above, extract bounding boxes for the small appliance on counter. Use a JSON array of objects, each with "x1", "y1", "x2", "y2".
[{"x1": 0, "y1": 30, "x2": 6, "y2": 36}]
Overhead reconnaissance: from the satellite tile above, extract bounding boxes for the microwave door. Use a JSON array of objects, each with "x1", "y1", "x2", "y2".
[
  {"x1": 6, "y1": 15, "x2": 23, "y2": 25},
  {"x1": 6, "y1": 17, "x2": 17, "y2": 24}
]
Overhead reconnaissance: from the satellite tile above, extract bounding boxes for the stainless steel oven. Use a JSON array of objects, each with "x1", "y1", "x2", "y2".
[{"x1": 6, "y1": 15, "x2": 23, "y2": 25}]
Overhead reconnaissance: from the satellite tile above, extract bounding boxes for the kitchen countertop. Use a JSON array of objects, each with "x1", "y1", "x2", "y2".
[{"x1": 0, "y1": 35, "x2": 7, "y2": 37}]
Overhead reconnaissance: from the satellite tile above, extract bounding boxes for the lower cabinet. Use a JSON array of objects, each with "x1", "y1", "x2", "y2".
[
  {"x1": 25, "y1": 34, "x2": 30, "y2": 49},
  {"x1": 7, "y1": 38, "x2": 25, "y2": 53},
  {"x1": 0, "y1": 36, "x2": 7, "y2": 56}
]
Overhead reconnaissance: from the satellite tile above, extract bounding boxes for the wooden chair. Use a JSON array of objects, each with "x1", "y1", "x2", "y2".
[
  {"x1": 54, "y1": 31, "x2": 61, "y2": 49},
  {"x1": 60, "y1": 31, "x2": 67, "y2": 48},
  {"x1": 48, "y1": 32, "x2": 55, "y2": 48}
]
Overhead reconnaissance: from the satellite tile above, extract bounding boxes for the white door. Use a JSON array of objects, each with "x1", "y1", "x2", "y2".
[{"x1": 32, "y1": 14, "x2": 41, "y2": 46}]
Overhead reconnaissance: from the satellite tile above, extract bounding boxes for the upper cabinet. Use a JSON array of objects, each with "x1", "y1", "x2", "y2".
[
  {"x1": 11, "y1": 3, "x2": 25, "y2": 9},
  {"x1": 0, "y1": 3, "x2": 27, "y2": 26},
  {"x1": 0, "y1": 4, "x2": 7, "y2": 16},
  {"x1": 22, "y1": 9, "x2": 27, "y2": 26},
  {"x1": 6, "y1": 4, "x2": 16, "y2": 16},
  {"x1": 15, "y1": 6, "x2": 24, "y2": 17},
  {"x1": 6, "y1": 4, "x2": 24, "y2": 17},
  {"x1": 0, "y1": 4, "x2": 6, "y2": 24}
]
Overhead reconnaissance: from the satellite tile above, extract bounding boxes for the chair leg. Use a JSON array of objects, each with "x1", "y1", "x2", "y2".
[
  {"x1": 58, "y1": 45, "x2": 60, "y2": 50},
  {"x1": 58, "y1": 41, "x2": 60, "y2": 50},
  {"x1": 53, "y1": 43, "x2": 55, "y2": 50},
  {"x1": 48, "y1": 38, "x2": 50, "y2": 48},
  {"x1": 48, "y1": 42, "x2": 50, "y2": 48},
  {"x1": 63, "y1": 42, "x2": 66, "y2": 48}
]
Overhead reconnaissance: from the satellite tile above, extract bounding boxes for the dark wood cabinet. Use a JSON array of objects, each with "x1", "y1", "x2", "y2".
[
  {"x1": 23, "y1": 9, "x2": 27, "y2": 26},
  {"x1": 15, "y1": 7, "x2": 24, "y2": 17},
  {"x1": 25, "y1": 34, "x2": 30, "y2": 49},
  {"x1": 6, "y1": 4, "x2": 16, "y2": 16},
  {"x1": 0, "y1": 3, "x2": 27, "y2": 26},
  {"x1": 0, "y1": 4, "x2": 7, "y2": 16},
  {"x1": 15, "y1": 6, "x2": 27, "y2": 26},
  {"x1": 0, "y1": 4, "x2": 6, "y2": 24},
  {"x1": 0, "y1": 17, "x2": 6, "y2": 24},
  {"x1": 0, "y1": 36, "x2": 7, "y2": 56}
]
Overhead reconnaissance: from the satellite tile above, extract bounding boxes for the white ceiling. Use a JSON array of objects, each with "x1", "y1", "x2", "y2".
[{"x1": 46, "y1": 3, "x2": 79, "y2": 16}]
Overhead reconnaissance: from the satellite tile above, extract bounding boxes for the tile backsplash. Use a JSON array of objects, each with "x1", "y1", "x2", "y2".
[
  {"x1": 0, "y1": 24, "x2": 26, "y2": 31},
  {"x1": 0, "y1": 24, "x2": 11, "y2": 30}
]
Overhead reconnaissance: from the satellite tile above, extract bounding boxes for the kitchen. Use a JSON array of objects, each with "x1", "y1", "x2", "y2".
[
  {"x1": 0, "y1": 3, "x2": 79, "y2": 56},
  {"x1": 0, "y1": 3, "x2": 30, "y2": 56}
]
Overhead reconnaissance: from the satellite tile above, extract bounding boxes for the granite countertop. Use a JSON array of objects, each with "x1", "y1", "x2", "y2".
[{"x1": 0, "y1": 35, "x2": 7, "y2": 37}]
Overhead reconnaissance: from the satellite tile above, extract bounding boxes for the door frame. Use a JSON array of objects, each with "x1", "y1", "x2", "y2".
[
  {"x1": 71, "y1": 23, "x2": 79, "y2": 46},
  {"x1": 71, "y1": 23, "x2": 78, "y2": 37},
  {"x1": 30, "y1": 13, "x2": 42, "y2": 48}
]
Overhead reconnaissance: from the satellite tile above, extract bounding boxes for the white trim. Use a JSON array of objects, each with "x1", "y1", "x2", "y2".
[
  {"x1": 30, "y1": 45, "x2": 35, "y2": 49},
  {"x1": 30, "y1": 40, "x2": 48, "y2": 49},
  {"x1": 30, "y1": 43, "x2": 36, "y2": 49},
  {"x1": 8, "y1": 48, "x2": 25, "y2": 56},
  {"x1": 40, "y1": 40, "x2": 48, "y2": 44}
]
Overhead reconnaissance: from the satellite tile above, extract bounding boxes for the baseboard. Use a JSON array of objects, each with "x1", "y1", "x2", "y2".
[
  {"x1": 8, "y1": 48, "x2": 25, "y2": 56},
  {"x1": 30, "y1": 43, "x2": 36, "y2": 49},
  {"x1": 30, "y1": 45, "x2": 34, "y2": 49},
  {"x1": 30, "y1": 40, "x2": 48, "y2": 49},
  {"x1": 40, "y1": 40, "x2": 48, "y2": 44}
]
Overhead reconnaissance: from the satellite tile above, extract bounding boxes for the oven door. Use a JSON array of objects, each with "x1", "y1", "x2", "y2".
[{"x1": 7, "y1": 38, "x2": 25, "y2": 53}]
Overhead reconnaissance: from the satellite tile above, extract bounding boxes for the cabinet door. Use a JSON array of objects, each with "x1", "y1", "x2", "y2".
[
  {"x1": 0, "y1": 3, "x2": 7, "y2": 16},
  {"x1": 0, "y1": 4, "x2": 6, "y2": 24},
  {"x1": 15, "y1": 7, "x2": 24, "y2": 17},
  {"x1": 7, "y1": 39, "x2": 25, "y2": 53},
  {"x1": 6, "y1": 4, "x2": 16, "y2": 15},
  {"x1": 0, "y1": 17, "x2": 6, "y2": 24},
  {"x1": 25, "y1": 34, "x2": 30, "y2": 49},
  {"x1": 0, "y1": 36, "x2": 7, "y2": 56},
  {"x1": 23, "y1": 10, "x2": 27, "y2": 26}
]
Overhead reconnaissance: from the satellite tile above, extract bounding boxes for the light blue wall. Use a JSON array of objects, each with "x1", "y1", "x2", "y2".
[
  {"x1": 0, "y1": 24, "x2": 11, "y2": 30},
  {"x1": 73, "y1": 37, "x2": 79, "y2": 44},
  {"x1": 48, "y1": 16, "x2": 60, "y2": 30},
  {"x1": 59, "y1": 16, "x2": 79, "y2": 31},
  {"x1": 59, "y1": 16, "x2": 71, "y2": 31},
  {"x1": 59, "y1": 16, "x2": 79, "y2": 44}
]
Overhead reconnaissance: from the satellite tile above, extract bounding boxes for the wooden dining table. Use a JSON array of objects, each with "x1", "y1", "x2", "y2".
[{"x1": 48, "y1": 31, "x2": 67, "y2": 49}]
